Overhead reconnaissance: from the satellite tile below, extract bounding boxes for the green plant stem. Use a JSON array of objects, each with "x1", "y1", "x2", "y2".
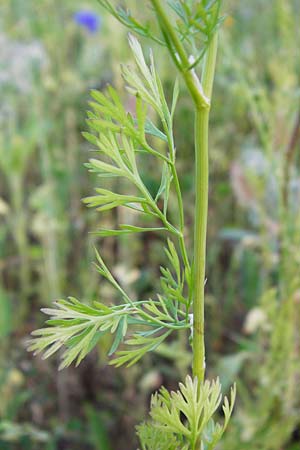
[
  {"x1": 193, "y1": 33, "x2": 218, "y2": 384},
  {"x1": 159, "y1": 109, "x2": 190, "y2": 271},
  {"x1": 150, "y1": 0, "x2": 209, "y2": 109},
  {"x1": 167, "y1": 134, "x2": 190, "y2": 271},
  {"x1": 192, "y1": 107, "x2": 209, "y2": 383},
  {"x1": 149, "y1": 0, "x2": 219, "y2": 384}
]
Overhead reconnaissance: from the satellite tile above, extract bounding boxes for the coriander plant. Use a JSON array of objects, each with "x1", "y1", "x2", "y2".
[{"x1": 29, "y1": 1, "x2": 235, "y2": 448}]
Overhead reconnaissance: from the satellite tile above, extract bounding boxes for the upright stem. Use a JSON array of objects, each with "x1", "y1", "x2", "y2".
[
  {"x1": 149, "y1": 0, "x2": 219, "y2": 383},
  {"x1": 192, "y1": 108, "x2": 209, "y2": 383},
  {"x1": 192, "y1": 33, "x2": 218, "y2": 383}
]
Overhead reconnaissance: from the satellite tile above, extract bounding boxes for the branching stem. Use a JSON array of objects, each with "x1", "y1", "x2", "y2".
[{"x1": 150, "y1": 0, "x2": 209, "y2": 109}]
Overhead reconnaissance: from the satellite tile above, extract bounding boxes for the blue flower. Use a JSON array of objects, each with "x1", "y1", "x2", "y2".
[{"x1": 74, "y1": 10, "x2": 101, "y2": 33}]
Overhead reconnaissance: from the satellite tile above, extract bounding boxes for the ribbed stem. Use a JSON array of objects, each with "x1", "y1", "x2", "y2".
[
  {"x1": 192, "y1": 33, "x2": 218, "y2": 383},
  {"x1": 149, "y1": 0, "x2": 219, "y2": 385},
  {"x1": 192, "y1": 108, "x2": 209, "y2": 382}
]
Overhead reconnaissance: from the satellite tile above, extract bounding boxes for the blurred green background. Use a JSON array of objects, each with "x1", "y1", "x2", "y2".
[{"x1": 1, "y1": 1, "x2": 300, "y2": 449}]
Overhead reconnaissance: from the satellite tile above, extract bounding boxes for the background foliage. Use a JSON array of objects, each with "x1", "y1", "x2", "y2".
[{"x1": 0, "y1": 0, "x2": 300, "y2": 449}]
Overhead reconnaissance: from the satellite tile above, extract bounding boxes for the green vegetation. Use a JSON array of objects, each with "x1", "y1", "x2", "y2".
[{"x1": 1, "y1": 1, "x2": 300, "y2": 449}]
